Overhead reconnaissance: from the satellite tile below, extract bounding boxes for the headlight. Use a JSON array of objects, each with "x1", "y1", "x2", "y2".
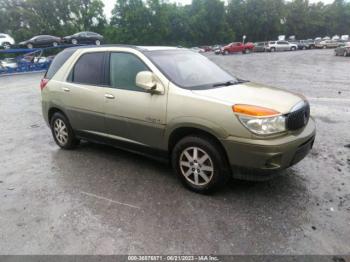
[
  {"x1": 238, "y1": 115, "x2": 286, "y2": 135},
  {"x1": 233, "y1": 104, "x2": 286, "y2": 135}
]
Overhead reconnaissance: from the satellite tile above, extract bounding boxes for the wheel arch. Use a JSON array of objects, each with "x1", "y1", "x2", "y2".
[
  {"x1": 48, "y1": 107, "x2": 69, "y2": 124},
  {"x1": 167, "y1": 125, "x2": 230, "y2": 165}
]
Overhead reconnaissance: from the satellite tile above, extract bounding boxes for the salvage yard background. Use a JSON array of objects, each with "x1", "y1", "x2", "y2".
[{"x1": 0, "y1": 49, "x2": 349, "y2": 254}]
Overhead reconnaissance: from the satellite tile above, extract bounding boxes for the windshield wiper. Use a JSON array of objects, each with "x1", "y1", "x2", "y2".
[{"x1": 213, "y1": 79, "x2": 248, "y2": 87}]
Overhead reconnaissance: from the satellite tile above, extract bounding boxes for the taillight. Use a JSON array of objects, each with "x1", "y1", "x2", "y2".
[{"x1": 40, "y1": 78, "x2": 49, "y2": 91}]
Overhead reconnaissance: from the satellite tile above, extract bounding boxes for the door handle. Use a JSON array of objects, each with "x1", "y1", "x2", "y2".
[
  {"x1": 105, "y1": 93, "x2": 115, "y2": 99},
  {"x1": 63, "y1": 87, "x2": 70, "y2": 92}
]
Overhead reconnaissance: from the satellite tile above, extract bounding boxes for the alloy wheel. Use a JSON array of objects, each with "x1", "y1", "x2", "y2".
[
  {"x1": 72, "y1": 39, "x2": 78, "y2": 45},
  {"x1": 179, "y1": 147, "x2": 214, "y2": 186},
  {"x1": 95, "y1": 40, "x2": 101, "y2": 46},
  {"x1": 54, "y1": 119, "x2": 68, "y2": 146}
]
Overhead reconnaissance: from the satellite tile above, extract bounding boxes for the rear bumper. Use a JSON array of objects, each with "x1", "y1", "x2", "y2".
[{"x1": 221, "y1": 118, "x2": 316, "y2": 180}]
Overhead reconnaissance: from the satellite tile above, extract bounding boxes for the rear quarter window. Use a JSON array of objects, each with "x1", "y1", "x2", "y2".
[
  {"x1": 45, "y1": 49, "x2": 77, "y2": 79},
  {"x1": 71, "y1": 52, "x2": 106, "y2": 86}
]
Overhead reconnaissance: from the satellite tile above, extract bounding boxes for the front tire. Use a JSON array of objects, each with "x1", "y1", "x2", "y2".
[
  {"x1": 72, "y1": 39, "x2": 78, "y2": 45},
  {"x1": 223, "y1": 50, "x2": 229, "y2": 55},
  {"x1": 27, "y1": 43, "x2": 33, "y2": 49},
  {"x1": 270, "y1": 47, "x2": 276, "y2": 52},
  {"x1": 291, "y1": 46, "x2": 296, "y2": 51},
  {"x1": 95, "y1": 40, "x2": 101, "y2": 46},
  {"x1": 53, "y1": 42, "x2": 58, "y2": 47},
  {"x1": 50, "y1": 112, "x2": 79, "y2": 149},
  {"x1": 172, "y1": 136, "x2": 230, "y2": 193}
]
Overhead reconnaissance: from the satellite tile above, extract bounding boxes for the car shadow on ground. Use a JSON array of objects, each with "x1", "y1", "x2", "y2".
[
  {"x1": 49, "y1": 141, "x2": 312, "y2": 254},
  {"x1": 52, "y1": 140, "x2": 309, "y2": 202}
]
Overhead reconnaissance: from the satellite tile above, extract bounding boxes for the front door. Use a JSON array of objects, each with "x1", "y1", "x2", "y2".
[{"x1": 104, "y1": 52, "x2": 167, "y2": 149}]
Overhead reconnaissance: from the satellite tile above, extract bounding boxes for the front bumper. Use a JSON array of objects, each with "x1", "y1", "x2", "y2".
[{"x1": 221, "y1": 118, "x2": 316, "y2": 180}]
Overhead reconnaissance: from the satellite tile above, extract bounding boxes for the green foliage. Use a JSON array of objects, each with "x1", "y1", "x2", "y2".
[
  {"x1": 0, "y1": 0, "x2": 106, "y2": 42},
  {"x1": 0, "y1": 0, "x2": 350, "y2": 46}
]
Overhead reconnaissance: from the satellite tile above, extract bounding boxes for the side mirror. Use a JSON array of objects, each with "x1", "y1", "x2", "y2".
[{"x1": 136, "y1": 71, "x2": 164, "y2": 94}]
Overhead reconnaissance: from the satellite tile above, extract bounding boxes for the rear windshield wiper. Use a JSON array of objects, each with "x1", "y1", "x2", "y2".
[{"x1": 213, "y1": 79, "x2": 248, "y2": 87}]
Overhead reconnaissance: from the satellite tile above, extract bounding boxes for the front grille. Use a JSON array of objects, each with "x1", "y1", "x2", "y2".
[{"x1": 286, "y1": 101, "x2": 310, "y2": 131}]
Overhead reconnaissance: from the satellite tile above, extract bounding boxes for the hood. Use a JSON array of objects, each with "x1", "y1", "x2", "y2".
[{"x1": 192, "y1": 82, "x2": 304, "y2": 114}]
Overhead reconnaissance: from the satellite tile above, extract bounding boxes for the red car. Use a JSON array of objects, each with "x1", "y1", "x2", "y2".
[{"x1": 221, "y1": 42, "x2": 254, "y2": 55}]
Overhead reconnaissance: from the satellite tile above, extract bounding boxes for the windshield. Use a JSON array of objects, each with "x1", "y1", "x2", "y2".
[{"x1": 145, "y1": 50, "x2": 237, "y2": 90}]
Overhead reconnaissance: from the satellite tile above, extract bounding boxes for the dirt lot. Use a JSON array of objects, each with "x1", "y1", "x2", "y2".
[{"x1": 0, "y1": 49, "x2": 349, "y2": 255}]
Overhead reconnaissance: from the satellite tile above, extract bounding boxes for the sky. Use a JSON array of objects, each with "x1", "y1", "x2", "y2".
[{"x1": 102, "y1": 0, "x2": 335, "y2": 19}]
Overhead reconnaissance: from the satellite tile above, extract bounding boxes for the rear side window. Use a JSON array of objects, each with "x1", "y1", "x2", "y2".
[
  {"x1": 45, "y1": 49, "x2": 76, "y2": 79},
  {"x1": 109, "y1": 52, "x2": 149, "y2": 92},
  {"x1": 72, "y1": 52, "x2": 105, "y2": 86}
]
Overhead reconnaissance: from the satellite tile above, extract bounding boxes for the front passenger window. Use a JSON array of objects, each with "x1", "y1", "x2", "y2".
[{"x1": 110, "y1": 53, "x2": 149, "y2": 92}]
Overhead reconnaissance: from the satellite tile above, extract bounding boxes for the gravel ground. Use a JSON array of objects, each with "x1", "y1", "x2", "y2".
[{"x1": 0, "y1": 49, "x2": 349, "y2": 255}]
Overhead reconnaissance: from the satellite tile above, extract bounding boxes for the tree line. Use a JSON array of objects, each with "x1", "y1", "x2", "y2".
[{"x1": 1, "y1": 0, "x2": 350, "y2": 46}]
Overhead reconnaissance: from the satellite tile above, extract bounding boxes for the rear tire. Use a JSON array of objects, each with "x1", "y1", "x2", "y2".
[
  {"x1": 291, "y1": 46, "x2": 296, "y2": 51},
  {"x1": 270, "y1": 47, "x2": 276, "y2": 52},
  {"x1": 50, "y1": 112, "x2": 79, "y2": 150},
  {"x1": 53, "y1": 42, "x2": 58, "y2": 47},
  {"x1": 95, "y1": 40, "x2": 101, "y2": 46},
  {"x1": 72, "y1": 39, "x2": 78, "y2": 45},
  {"x1": 172, "y1": 135, "x2": 230, "y2": 194}
]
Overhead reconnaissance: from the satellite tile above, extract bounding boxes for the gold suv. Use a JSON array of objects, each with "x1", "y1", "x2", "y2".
[{"x1": 41, "y1": 46, "x2": 316, "y2": 193}]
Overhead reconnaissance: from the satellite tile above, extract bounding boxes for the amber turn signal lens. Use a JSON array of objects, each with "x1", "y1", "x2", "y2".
[{"x1": 232, "y1": 104, "x2": 280, "y2": 117}]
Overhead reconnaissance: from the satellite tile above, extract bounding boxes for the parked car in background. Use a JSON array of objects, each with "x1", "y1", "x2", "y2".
[
  {"x1": 63, "y1": 32, "x2": 103, "y2": 45},
  {"x1": 290, "y1": 41, "x2": 307, "y2": 50},
  {"x1": 335, "y1": 42, "x2": 350, "y2": 56},
  {"x1": 41, "y1": 45, "x2": 315, "y2": 193},
  {"x1": 0, "y1": 58, "x2": 18, "y2": 69},
  {"x1": 221, "y1": 42, "x2": 254, "y2": 55},
  {"x1": 190, "y1": 47, "x2": 205, "y2": 53},
  {"x1": 213, "y1": 45, "x2": 223, "y2": 54},
  {"x1": 19, "y1": 35, "x2": 62, "y2": 49},
  {"x1": 299, "y1": 39, "x2": 315, "y2": 49},
  {"x1": 200, "y1": 46, "x2": 212, "y2": 52},
  {"x1": 315, "y1": 40, "x2": 339, "y2": 49},
  {"x1": 253, "y1": 42, "x2": 267, "y2": 52},
  {"x1": 0, "y1": 33, "x2": 15, "y2": 49},
  {"x1": 266, "y1": 41, "x2": 298, "y2": 52}
]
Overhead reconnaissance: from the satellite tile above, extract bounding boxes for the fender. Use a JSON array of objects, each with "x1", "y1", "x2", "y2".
[{"x1": 164, "y1": 116, "x2": 229, "y2": 146}]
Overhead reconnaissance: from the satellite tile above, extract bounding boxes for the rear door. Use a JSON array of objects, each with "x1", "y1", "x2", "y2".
[
  {"x1": 62, "y1": 52, "x2": 108, "y2": 133},
  {"x1": 78, "y1": 32, "x2": 88, "y2": 43},
  {"x1": 86, "y1": 32, "x2": 97, "y2": 43}
]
